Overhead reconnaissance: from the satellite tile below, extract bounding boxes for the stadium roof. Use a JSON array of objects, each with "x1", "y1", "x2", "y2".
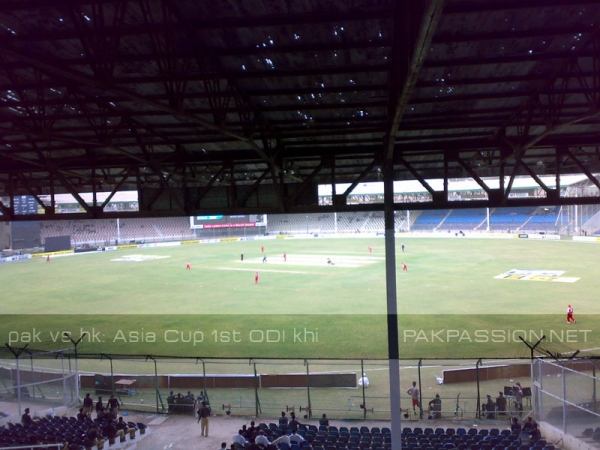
[{"x1": 1, "y1": 0, "x2": 600, "y2": 219}]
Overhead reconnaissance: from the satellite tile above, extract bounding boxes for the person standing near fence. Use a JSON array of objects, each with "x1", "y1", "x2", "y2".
[
  {"x1": 407, "y1": 381, "x2": 421, "y2": 415},
  {"x1": 83, "y1": 393, "x2": 93, "y2": 417},
  {"x1": 514, "y1": 383, "x2": 523, "y2": 417},
  {"x1": 198, "y1": 401, "x2": 211, "y2": 437}
]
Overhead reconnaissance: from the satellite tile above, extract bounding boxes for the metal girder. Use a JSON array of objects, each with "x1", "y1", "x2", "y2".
[
  {"x1": 285, "y1": 160, "x2": 325, "y2": 210},
  {"x1": 397, "y1": 156, "x2": 436, "y2": 196},
  {"x1": 0, "y1": 2, "x2": 392, "y2": 25},
  {"x1": 562, "y1": 147, "x2": 600, "y2": 191},
  {"x1": 423, "y1": 50, "x2": 596, "y2": 68},
  {"x1": 444, "y1": 0, "x2": 600, "y2": 14},
  {"x1": 235, "y1": 169, "x2": 270, "y2": 208},
  {"x1": 454, "y1": 157, "x2": 493, "y2": 195},
  {"x1": 0, "y1": 47, "x2": 284, "y2": 175},
  {"x1": 342, "y1": 159, "x2": 380, "y2": 199},
  {"x1": 385, "y1": 0, "x2": 445, "y2": 161},
  {"x1": 433, "y1": 25, "x2": 598, "y2": 44},
  {"x1": 68, "y1": 1, "x2": 127, "y2": 80}
]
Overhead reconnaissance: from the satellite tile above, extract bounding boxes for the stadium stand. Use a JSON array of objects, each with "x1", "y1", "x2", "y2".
[
  {"x1": 41, "y1": 217, "x2": 194, "y2": 246},
  {"x1": 0, "y1": 414, "x2": 146, "y2": 449},
  {"x1": 411, "y1": 210, "x2": 451, "y2": 231},
  {"x1": 243, "y1": 423, "x2": 534, "y2": 450},
  {"x1": 488, "y1": 207, "x2": 535, "y2": 232},
  {"x1": 519, "y1": 208, "x2": 558, "y2": 233},
  {"x1": 437, "y1": 209, "x2": 488, "y2": 231}
]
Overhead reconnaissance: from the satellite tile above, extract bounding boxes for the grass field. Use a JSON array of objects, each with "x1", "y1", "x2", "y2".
[{"x1": 1, "y1": 236, "x2": 599, "y2": 359}]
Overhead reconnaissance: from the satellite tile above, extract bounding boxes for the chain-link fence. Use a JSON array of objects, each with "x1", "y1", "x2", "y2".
[
  {"x1": 533, "y1": 358, "x2": 600, "y2": 435},
  {"x1": 0, "y1": 348, "x2": 78, "y2": 418},
  {"x1": 1, "y1": 349, "x2": 544, "y2": 423},
  {"x1": 532, "y1": 359, "x2": 600, "y2": 435}
]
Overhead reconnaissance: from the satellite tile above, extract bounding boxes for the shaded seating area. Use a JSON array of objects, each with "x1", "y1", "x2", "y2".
[
  {"x1": 0, "y1": 415, "x2": 147, "y2": 450},
  {"x1": 242, "y1": 424, "x2": 554, "y2": 450}
]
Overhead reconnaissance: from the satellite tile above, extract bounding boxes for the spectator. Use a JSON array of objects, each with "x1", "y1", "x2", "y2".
[
  {"x1": 77, "y1": 408, "x2": 87, "y2": 421},
  {"x1": 483, "y1": 395, "x2": 495, "y2": 419},
  {"x1": 319, "y1": 413, "x2": 329, "y2": 428},
  {"x1": 95, "y1": 396, "x2": 104, "y2": 414},
  {"x1": 198, "y1": 401, "x2": 211, "y2": 437},
  {"x1": 278, "y1": 411, "x2": 288, "y2": 427},
  {"x1": 117, "y1": 416, "x2": 136, "y2": 439},
  {"x1": 85, "y1": 424, "x2": 105, "y2": 449},
  {"x1": 510, "y1": 417, "x2": 521, "y2": 433},
  {"x1": 272, "y1": 434, "x2": 291, "y2": 446},
  {"x1": 255, "y1": 430, "x2": 270, "y2": 447},
  {"x1": 407, "y1": 381, "x2": 420, "y2": 415},
  {"x1": 496, "y1": 392, "x2": 507, "y2": 416},
  {"x1": 21, "y1": 408, "x2": 34, "y2": 426},
  {"x1": 83, "y1": 393, "x2": 93, "y2": 416},
  {"x1": 247, "y1": 421, "x2": 258, "y2": 441},
  {"x1": 514, "y1": 383, "x2": 524, "y2": 417},
  {"x1": 428, "y1": 394, "x2": 442, "y2": 419},
  {"x1": 288, "y1": 412, "x2": 302, "y2": 430},
  {"x1": 290, "y1": 429, "x2": 305, "y2": 444},
  {"x1": 232, "y1": 429, "x2": 249, "y2": 450},
  {"x1": 107, "y1": 394, "x2": 120, "y2": 413}
]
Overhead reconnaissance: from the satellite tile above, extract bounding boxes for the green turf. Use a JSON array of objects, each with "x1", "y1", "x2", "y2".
[{"x1": 1, "y1": 237, "x2": 598, "y2": 359}]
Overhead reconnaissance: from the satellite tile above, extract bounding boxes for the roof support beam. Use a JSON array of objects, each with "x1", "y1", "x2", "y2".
[
  {"x1": 385, "y1": 0, "x2": 445, "y2": 161},
  {"x1": 0, "y1": 47, "x2": 283, "y2": 175}
]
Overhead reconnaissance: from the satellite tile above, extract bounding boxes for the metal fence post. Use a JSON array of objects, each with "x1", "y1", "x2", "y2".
[
  {"x1": 305, "y1": 359, "x2": 312, "y2": 419},
  {"x1": 361, "y1": 359, "x2": 366, "y2": 419},
  {"x1": 476, "y1": 359, "x2": 482, "y2": 419},
  {"x1": 561, "y1": 365, "x2": 566, "y2": 434}
]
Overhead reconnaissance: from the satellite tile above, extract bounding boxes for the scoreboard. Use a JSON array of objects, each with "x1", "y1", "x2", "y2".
[
  {"x1": 190, "y1": 214, "x2": 267, "y2": 229},
  {"x1": 13, "y1": 195, "x2": 38, "y2": 215}
]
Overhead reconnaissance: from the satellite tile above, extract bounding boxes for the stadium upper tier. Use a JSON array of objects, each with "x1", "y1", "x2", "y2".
[
  {"x1": 34, "y1": 204, "x2": 594, "y2": 247},
  {"x1": 412, "y1": 207, "x2": 559, "y2": 233},
  {"x1": 40, "y1": 217, "x2": 194, "y2": 245}
]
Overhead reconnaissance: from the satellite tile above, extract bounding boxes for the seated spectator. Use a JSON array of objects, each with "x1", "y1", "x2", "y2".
[
  {"x1": 255, "y1": 430, "x2": 270, "y2": 447},
  {"x1": 21, "y1": 408, "x2": 34, "y2": 426},
  {"x1": 97, "y1": 406, "x2": 107, "y2": 421},
  {"x1": 77, "y1": 408, "x2": 87, "y2": 421},
  {"x1": 85, "y1": 424, "x2": 105, "y2": 449},
  {"x1": 103, "y1": 420, "x2": 125, "y2": 444},
  {"x1": 522, "y1": 417, "x2": 535, "y2": 433},
  {"x1": 117, "y1": 416, "x2": 136, "y2": 439},
  {"x1": 482, "y1": 395, "x2": 495, "y2": 419},
  {"x1": 428, "y1": 394, "x2": 442, "y2": 419},
  {"x1": 219, "y1": 443, "x2": 227, "y2": 450},
  {"x1": 530, "y1": 423, "x2": 541, "y2": 441},
  {"x1": 510, "y1": 417, "x2": 521, "y2": 433},
  {"x1": 290, "y1": 429, "x2": 305, "y2": 444},
  {"x1": 232, "y1": 429, "x2": 249, "y2": 450},
  {"x1": 272, "y1": 434, "x2": 291, "y2": 446},
  {"x1": 319, "y1": 413, "x2": 329, "y2": 428}
]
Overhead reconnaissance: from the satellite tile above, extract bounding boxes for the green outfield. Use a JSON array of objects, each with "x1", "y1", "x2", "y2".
[{"x1": 1, "y1": 236, "x2": 599, "y2": 359}]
